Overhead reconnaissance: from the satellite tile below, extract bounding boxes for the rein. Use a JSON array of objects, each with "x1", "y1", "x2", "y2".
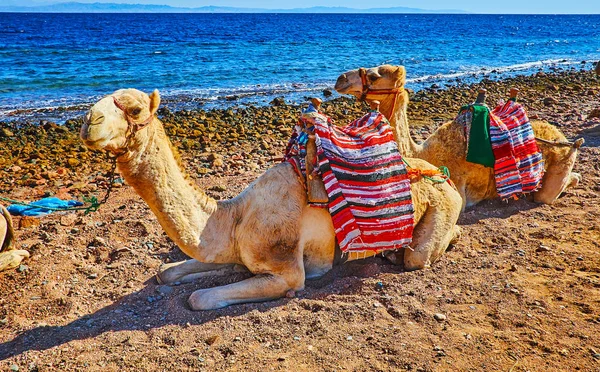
[{"x1": 358, "y1": 67, "x2": 404, "y2": 113}]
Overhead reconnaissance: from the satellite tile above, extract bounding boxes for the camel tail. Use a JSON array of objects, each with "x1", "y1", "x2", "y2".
[{"x1": 0, "y1": 205, "x2": 14, "y2": 252}]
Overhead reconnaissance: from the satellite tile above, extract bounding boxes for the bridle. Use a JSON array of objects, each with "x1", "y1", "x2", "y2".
[
  {"x1": 358, "y1": 67, "x2": 405, "y2": 112},
  {"x1": 93, "y1": 96, "x2": 155, "y2": 207},
  {"x1": 111, "y1": 96, "x2": 155, "y2": 157}
]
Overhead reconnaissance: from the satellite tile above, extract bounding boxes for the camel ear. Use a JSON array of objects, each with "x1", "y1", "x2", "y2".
[
  {"x1": 573, "y1": 138, "x2": 584, "y2": 149},
  {"x1": 149, "y1": 89, "x2": 161, "y2": 115},
  {"x1": 393, "y1": 66, "x2": 406, "y2": 87}
]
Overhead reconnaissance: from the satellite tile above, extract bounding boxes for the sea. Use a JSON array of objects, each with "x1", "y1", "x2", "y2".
[{"x1": 0, "y1": 13, "x2": 599, "y2": 121}]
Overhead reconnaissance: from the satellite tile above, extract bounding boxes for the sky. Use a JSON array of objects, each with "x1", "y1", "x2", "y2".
[{"x1": 9, "y1": 0, "x2": 600, "y2": 13}]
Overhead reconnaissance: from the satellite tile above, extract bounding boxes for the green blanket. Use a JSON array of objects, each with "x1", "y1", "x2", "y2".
[{"x1": 463, "y1": 104, "x2": 495, "y2": 168}]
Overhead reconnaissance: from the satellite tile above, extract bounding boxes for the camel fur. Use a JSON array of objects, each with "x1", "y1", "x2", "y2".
[
  {"x1": 0, "y1": 205, "x2": 29, "y2": 272},
  {"x1": 335, "y1": 65, "x2": 584, "y2": 210},
  {"x1": 80, "y1": 89, "x2": 462, "y2": 310}
]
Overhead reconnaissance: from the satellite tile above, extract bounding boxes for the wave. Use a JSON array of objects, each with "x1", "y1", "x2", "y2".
[
  {"x1": 0, "y1": 58, "x2": 592, "y2": 122},
  {"x1": 405, "y1": 58, "x2": 580, "y2": 84}
]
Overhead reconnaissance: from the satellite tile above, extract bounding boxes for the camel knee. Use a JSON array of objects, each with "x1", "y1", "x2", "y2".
[{"x1": 403, "y1": 250, "x2": 430, "y2": 271}]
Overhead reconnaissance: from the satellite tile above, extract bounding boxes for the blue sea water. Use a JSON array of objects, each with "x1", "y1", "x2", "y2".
[{"x1": 0, "y1": 13, "x2": 599, "y2": 120}]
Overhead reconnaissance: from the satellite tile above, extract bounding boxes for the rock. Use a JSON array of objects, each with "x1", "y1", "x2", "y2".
[
  {"x1": 156, "y1": 285, "x2": 174, "y2": 295},
  {"x1": 92, "y1": 237, "x2": 106, "y2": 247},
  {"x1": 269, "y1": 97, "x2": 286, "y2": 107},
  {"x1": 88, "y1": 273, "x2": 98, "y2": 279},
  {"x1": 67, "y1": 158, "x2": 80, "y2": 168},
  {"x1": 60, "y1": 213, "x2": 78, "y2": 227},
  {"x1": 434, "y1": 313, "x2": 447, "y2": 322},
  {"x1": 206, "y1": 335, "x2": 220, "y2": 345},
  {"x1": 543, "y1": 97, "x2": 558, "y2": 106},
  {"x1": 1, "y1": 128, "x2": 14, "y2": 138},
  {"x1": 19, "y1": 216, "x2": 41, "y2": 229},
  {"x1": 10, "y1": 365, "x2": 19, "y2": 372},
  {"x1": 17, "y1": 264, "x2": 28, "y2": 273},
  {"x1": 322, "y1": 89, "x2": 333, "y2": 97},
  {"x1": 595, "y1": 61, "x2": 600, "y2": 75},
  {"x1": 208, "y1": 185, "x2": 227, "y2": 193},
  {"x1": 536, "y1": 245, "x2": 551, "y2": 253},
  {"x1": 588, "y1": 108, "x2": 600, "y2": 119}
]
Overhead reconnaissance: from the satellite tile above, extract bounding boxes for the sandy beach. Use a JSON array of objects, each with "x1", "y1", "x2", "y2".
[{"x1": 0, "y1": 67, "x2": 599, "y2": 371}]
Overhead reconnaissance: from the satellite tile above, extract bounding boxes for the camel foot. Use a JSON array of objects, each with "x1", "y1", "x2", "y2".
[
  {"x1": 0, "y1": 250, "x2": 30, "y2": 272},
  {"x1": 188, "y1": 274, "x2": 301, "y2": 310},
  {"x1": 567, "y1": 172, "x2": 581, "y2": 189},
  {"x1": 382, "y1": 249, "x2": 405, "y2": 266},
  {"x1": 156, "y1": 259, "x2": 240, "y2": 284},
  {"x1": 449, "y1": 226, "x2": 462, "y2": 246}
]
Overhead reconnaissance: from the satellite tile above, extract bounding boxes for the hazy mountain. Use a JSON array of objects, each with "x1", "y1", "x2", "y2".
[{"x1": 0, "y1": 2, "x2": 467, "y2": 13}]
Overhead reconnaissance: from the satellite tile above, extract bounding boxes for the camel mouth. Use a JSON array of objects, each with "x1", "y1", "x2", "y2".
[
  {"x1": 81, "y1": 137, "x2": 108, "y2": 150},
  {"x1": 334, "y1": 82, "x2": 361, "y2": 96}
]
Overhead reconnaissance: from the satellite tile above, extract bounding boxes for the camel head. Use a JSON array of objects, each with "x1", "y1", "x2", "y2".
[
  {"x1": 334, "y1": 65, "x2": 406, "y2": 98},
  {"x1": 81, "y1": 88, "x2": 160, "y2": 153}
]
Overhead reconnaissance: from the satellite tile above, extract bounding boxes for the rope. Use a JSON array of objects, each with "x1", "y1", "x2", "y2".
[
  {"x1": 0, "y1": 151, "x2": 121, "y2": 215},
  {"x1": 402, "y1": 158, "x2": 451, "y2": 184}
]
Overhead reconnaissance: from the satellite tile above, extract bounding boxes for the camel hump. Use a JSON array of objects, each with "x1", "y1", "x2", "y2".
[{"x1": 0, "y1": 205, "x2": 14, "y2": 252}]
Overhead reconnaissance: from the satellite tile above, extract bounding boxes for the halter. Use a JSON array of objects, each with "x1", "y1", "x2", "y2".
[
  {"x1": 112, "y1": 96, "x2": 155, "y2": 157},
  {"x1": 112, "y1": 96, "x2": 154, "y2": 133},
  {"x1": 358, "y1": 67, "x2": 404, "y2": 114}
]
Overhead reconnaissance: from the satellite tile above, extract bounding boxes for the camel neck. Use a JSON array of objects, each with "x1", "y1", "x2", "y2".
[
  {"x1": 378, "y1": 92, "x2": 422, "y2": 157},
  {"x1": 117, "y1": 119, "x2": 218, "y2": 256}
]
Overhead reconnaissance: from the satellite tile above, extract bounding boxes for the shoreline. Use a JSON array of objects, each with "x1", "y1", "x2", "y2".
[
  {"x1": 0, "y1": 66, "x2": 598, "y2": 197},
  {"x1": 1, "y1": 60, "x2": 596, "y2": 124}
]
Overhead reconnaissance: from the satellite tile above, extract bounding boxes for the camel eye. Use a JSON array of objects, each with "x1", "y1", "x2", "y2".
[
  {"x1": 131, "y1": 108, "x2": 142, "y2": 116},
  {"x1": 368, "y1": 74, "x2": 379, "y2": 82}
]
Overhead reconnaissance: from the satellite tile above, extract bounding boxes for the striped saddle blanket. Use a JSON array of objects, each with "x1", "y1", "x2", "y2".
[
  {"x1": 286, "y1": 110, "x2": 414, "y2": 254},
  {"x1": 457, "y1": 100, "x2": 544, "y2": 199}
]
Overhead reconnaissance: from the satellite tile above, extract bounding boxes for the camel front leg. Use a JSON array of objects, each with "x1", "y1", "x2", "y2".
[
  {"x1": 188, "y1": 272, "x2": 303, "y2": 310},
  {"x1": 157, "y1": 259, "x2": 242, "y2": 284}
]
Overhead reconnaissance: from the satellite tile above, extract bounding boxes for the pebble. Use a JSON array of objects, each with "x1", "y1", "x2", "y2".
[
  {"x1": 434, "y1": 313, "x2": 447, "y2": 322},
  {"x1": 536, "y1": 245, "x2": 551, "y2": 253},
  {"x1": 17, "y1": 264, "x2": 28, "y2": 273},
  {"x1": 88, "y1": 273, "x2": 98, "y2": 279},
  {"x1": 156, "y1": 285, "x2": 174, "y2": 295},
  {"x1": 9, "y1": 365, "x2": 19, "y2": 372}
]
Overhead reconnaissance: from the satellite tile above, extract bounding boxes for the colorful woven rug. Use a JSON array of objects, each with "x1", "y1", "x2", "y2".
[
  {"x1": 456, "y1": 100, "x2": 544, "y2": 199},
  {"x1": 287, "y1": 110, "x2": 414, "y2": 255}
]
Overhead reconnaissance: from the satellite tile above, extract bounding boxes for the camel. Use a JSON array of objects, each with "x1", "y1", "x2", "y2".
[
  {"x1": 0, "y1": 205, "x2": 29, "y2": 272},
  {"x1": 80, "y1": 88, "x2": 462, "y2": 310},
  {"x1": 335, "y1": 65, "x2": 584, "y2": 210}
]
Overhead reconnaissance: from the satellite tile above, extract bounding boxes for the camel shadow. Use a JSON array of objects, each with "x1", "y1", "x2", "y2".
[
  {"x1": 0, "y1": 257, "x2": 398, "y2": 361},
  {"x1": 579, "y1": 125, "x2": 600, "y2": 147},
  {"x1": 458, "y1": 197, "x2": 540, "y2": 226}
]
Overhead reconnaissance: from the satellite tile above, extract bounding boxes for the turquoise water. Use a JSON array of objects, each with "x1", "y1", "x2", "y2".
[{"x1": 0, "y1": 13, "x2": 599, "y2": 119}]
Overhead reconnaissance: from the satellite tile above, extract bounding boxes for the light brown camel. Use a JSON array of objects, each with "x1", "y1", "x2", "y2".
[
  {"x1": 335, "y1": 65, "x2": 584, "y2": 210},
  {"x1": 0, "y1": 205, "x2": 29, "y2": 272},
  {"x1": 80, "y1": 88, "x2": 462, "y2": 310}
]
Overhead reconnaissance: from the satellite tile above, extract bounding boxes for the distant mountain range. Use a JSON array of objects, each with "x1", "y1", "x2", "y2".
[{"x1": 0, "y1": 2, "x2": 467, "y2": 14}]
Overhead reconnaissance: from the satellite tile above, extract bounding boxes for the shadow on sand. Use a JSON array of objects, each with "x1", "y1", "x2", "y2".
[{"x1": 0, "y1": 257, "x2": 400, "y2": 361}]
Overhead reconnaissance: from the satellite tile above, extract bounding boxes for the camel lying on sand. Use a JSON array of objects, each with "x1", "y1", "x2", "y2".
[
  {"x1": 80, "y1": 89, "x2": 462, "y2": 310},
  {"x1": 335, "y1": 65, "x2": 584, "y2": 210},
  {"x1": 0, "y1": 205, "x2": 29, "y2": 272}
]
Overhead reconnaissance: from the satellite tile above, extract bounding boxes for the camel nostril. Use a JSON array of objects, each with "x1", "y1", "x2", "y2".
[{"x1": 90, "y1": 113, "x2": 105, "y2": 125}]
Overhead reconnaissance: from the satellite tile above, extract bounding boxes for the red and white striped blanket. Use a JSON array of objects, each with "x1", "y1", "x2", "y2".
[
  {"x1": 297, "y1": 110, "x2": 414, "y2": 254},
  {"x1": 490, "y1": 100, "x2": 544, "y2": 199}
]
